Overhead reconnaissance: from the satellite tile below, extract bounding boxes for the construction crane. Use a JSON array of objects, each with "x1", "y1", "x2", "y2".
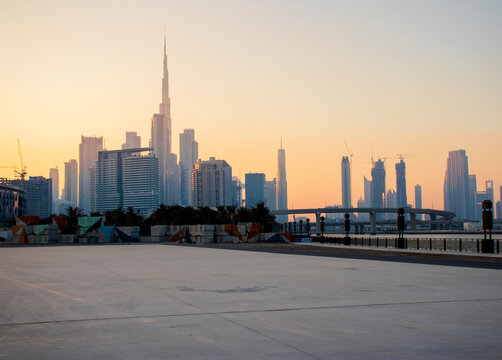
[
  {"x1": 0, "y1": 139, "x2": 27, "y2": 180},
  {"x1": 16, "y1": 138, "x2": 27, "y2": 180},
  {"x1": 343, "y1": 140, "x2": 353, "y2": 166},
  {"x1": 396, "y1": 153, "x2": 415, "y2": 162}
]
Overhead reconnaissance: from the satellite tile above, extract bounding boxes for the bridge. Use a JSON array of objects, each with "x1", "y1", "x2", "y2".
[{"x1": 271, "y1": 207, "x2": 456, "y2": 234}]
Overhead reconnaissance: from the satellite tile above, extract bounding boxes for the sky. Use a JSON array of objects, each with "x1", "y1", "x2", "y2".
[{"x1": 1, "y1": 0, "x2": 501, "y2": 210}]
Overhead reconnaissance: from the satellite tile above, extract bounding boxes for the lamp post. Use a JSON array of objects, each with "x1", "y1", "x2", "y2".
[
  {"x1": 397, "y1": 208, "x2": 405, "y2": 249},
  {"x1": 482, "y1": 200, "x2": 494, "y2": 253},
  {"x1": 344, "y1": 213, "x2": 351, "y2": 245}
]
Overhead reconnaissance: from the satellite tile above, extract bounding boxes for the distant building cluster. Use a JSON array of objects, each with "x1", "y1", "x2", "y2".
[
  {"x1": 443, "y1": 149, "x2": 497, "y2": 221},
  {"x1": 0, "y1": 37, "x2": 288, "y2": 223},
  {"x1": 4, "y1": 37, "x2": 501, "y2": 226}
]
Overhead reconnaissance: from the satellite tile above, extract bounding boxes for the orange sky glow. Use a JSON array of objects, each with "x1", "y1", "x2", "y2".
[{"x1": 1, "y1": 1, "x2": 501, "y2": 211}]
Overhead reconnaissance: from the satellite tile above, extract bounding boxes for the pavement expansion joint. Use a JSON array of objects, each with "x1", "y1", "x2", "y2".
[{"x1": 2, "y1": 297, "x2": 500, "y2": 328}]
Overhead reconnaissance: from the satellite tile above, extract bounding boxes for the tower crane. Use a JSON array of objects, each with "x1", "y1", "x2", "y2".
[
  {"x1": 396, "y1": 153, "x2": 415, "y2": 162},
  {"x1": 16, "y1": 138, "x2": 27, "y2": 180},
  {"x1": 0, "y1": 139, "x2": 27, "y2": 180}
]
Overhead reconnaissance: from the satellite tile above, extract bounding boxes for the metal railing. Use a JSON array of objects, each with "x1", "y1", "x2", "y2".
[{"x1": 312, "y1": 236, "x2": 500, "y2": 254}]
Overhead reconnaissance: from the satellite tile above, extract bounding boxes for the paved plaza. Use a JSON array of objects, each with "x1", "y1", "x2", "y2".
[{"x1": 1, "y1": 244, "x2": 501, "y2": 359}]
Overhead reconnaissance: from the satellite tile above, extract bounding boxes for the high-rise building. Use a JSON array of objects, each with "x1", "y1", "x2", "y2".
[
  {"x1": 12, "y1": 176, "x2": 52, "y2": 218},
  {"x1": 63, "y1": 159, "x2": 78, "y2": 205},
  {"x1": 79, "y1": 136, "x2": 104, "y2": 214},
  {"x1": 363, "y1": 176, "x2": 371, "y2": 207},
  {"x1": 468, "y1": 174, "x2": 477, "y2": 220},
  {"x1": 151, "y1": 35, "x2": 179, "y2": 205},
  {"x1": 94, "y1": 148, "x2": 159, "y2": 216},
  {"x1": 179, "y1": 129, "x2": 198, "y2": 206},
  {"x1": 232, "y1": 177, "x2": 243, "y2": 207},
  {"x1": 89, "y1": 166, "x2": 97, "y2": 214},
  {"x1": 276, "y1": 142, "x2": 288, "y2": 222},
  {"x1": 475, "y1": 180, "x2": 494, "y2": 220},
  {"x1": 151, "y1": 114, "x2": 168, "y2": 204},
  {"x1": 370, "y1": 159, "x2": 386, "y2": 211},
  {"x1": 386, "y1": 189, "x2": 397, "y2": 208},
  {"x1": 122, "y1": 132, "x2": 141, "y2": 150},
  {"x1": 415, "y1": 184, "x2": 422, "y2": 221},
  {"x1": 245, "y1": 173, "x2": 265, "y2": 208},
  {"x1": 122, "y1": 152, "x2": 160, "y2": 216},
  {"x1": 192, "y1": 157, "x2": 232, "y2": 208},
  {"x1": 443, "y1": 150, "x2": 470, "y2": 219},
  {"x1": 341, "y1": 156, "x2": 351, "y2": 208},
  {"x1": 0, "y1": 178, "x2": 26, "y2": 227},
  {"x1": 49, "y1": 167, "x2": 59, "y2": 213},
  {"x1": 499, "y1": 186, "x2": 502, "y2": 220},
  {"x1": 264, "y1": 178, "x2": 277, "y2": 211},
  {"x1": 385, "y1": 189, "x2": 397, "y2": 220},
  {"x1": 166, "y1": 153, "x2": 180, "y2": 205},
  {"x1": 395, "y1": 159, "x2": 407, "y2": 208}
]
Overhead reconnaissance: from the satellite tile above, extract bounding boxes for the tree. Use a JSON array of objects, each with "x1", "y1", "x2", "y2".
[
  {"x1": 104, "y1": 206, "x2": 144, "y2": 227},
  {"x1": 145, "y1": 203, "x2": 275, "y2": 230},
  {"x1": 64, "y1": 206, "x2": 84, "y2": 234},
  {"x1": 250, "y1": 202, "x2": 276, "y2": 232}
]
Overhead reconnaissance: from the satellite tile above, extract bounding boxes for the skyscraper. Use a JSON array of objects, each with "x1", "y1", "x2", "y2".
[
  {"x1": 166, "y1": 153, "x2": 180, "y2": 205},
  {"x1": 63, "y1": 159, "x2": 78, "y2": 204},
  {"x1": 468, "y1": 174, "x2": 477, "y2": 220},
  {"x1": 443, "y1": 150, "x2": 470, "y2": 219},
  {"x1": 12, "y1": 177, "x2": 52, "y2": 218},
  {"x1": 370, "y1": 159, "x2": 386, "y2": 210},
  {"x1": 192, "y1": 157, "x2": 232, "y2": 207},
  {"x1": 276, "y1": 142, "x2": 288, "y2": 222},
  {"x1": 245, "y1": 173, "x2": 265, "y2": 208},
  {"x1": 341, "y1": 156, "x2": 351, "y2": 208},
  {"x1": 151, "y1": 114, "x2": 167, "y2": 204},
  {"x1": 49, "y1": 167, "x2": 59, "y2": 213},
  {"x1": 151, "y1": 35, "x2": 179, "y2": 205},
  {"x1": 232, "y1": 177, "x2": 243, "y2": 207},
  {"x1": 264, "y1": 178, "x2": 277, "y2": 211},
  {"x1": 363, "y1": 176, "x2": 371, "y2": 207},
  {"x1": 122, "y1": 152, "x2": 159, "y2": 216},
  {"x1": 415, "y1": 184, "x2": 422, "y2": 220},
  {"x1": 179, "y1": 129, "x2": 198, "y2": 206},
  {"x1": 94, "y1": 148, "x2": 159, "y2": 216},
  {"x1": 497, "y1": 186, "x2": 502, "y2": 220},
  {"x1": 475, "y1": 180, "x2": 494, "y2": 220},
  {"x1": 122, "y1": 132, "x2": 141, "y2": 150},
  {"x1": 385, "y1": 189, "x2": 397, "y2": 220},
  {"x1": 386, "y1": 189, "x2": 397, "y2": 208},
  {"x1": 395, "y1": 159, "x2": 407, "y2": 208},
  {"x1": 79, "y1": 136, "x2": 104, "y2": 214}
]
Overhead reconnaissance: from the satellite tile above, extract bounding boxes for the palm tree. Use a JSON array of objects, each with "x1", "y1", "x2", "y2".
[
  {"x1": 250, "y1": 202, "x2": 276, "y2": 232},
  {"x1": 64, "y1": 206, "x2": 84, "y2": 234}
]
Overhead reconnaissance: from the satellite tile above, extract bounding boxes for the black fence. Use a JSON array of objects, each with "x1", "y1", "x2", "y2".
[{"x1": 313, "y1": 236, "x2": 501, "y2": 254}]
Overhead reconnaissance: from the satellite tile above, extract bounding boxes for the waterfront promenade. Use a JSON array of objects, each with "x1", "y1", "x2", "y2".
[{"x1": 1, "y1": 244, "x2": 501, "y2": 359}]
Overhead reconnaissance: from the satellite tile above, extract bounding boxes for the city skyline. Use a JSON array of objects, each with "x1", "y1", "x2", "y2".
[{"x1": 1, "y1": 1, "x2": 501, "y2": 211}]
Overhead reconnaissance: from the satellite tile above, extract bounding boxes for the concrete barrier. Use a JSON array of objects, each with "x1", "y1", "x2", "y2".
[{"x1": 151, "y1": 225, "x2": 167, "y2": 237}]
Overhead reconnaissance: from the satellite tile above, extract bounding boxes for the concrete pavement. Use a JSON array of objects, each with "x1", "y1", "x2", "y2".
[{"x1": 1, "y1": 244, "x2": 501, "y2": 359}]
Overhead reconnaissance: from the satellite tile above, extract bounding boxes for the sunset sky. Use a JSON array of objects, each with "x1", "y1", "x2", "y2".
[{"x1": 1, "y1": 0, "x2": 501, "y2": 210}]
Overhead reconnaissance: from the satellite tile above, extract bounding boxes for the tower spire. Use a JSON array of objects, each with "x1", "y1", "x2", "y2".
[
  {"x1": 159, "y1": 30, "x2": 171, "y2": 153},
  {"x1": 161, "y1": 30, "x2": 169, "y2": 107}
]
